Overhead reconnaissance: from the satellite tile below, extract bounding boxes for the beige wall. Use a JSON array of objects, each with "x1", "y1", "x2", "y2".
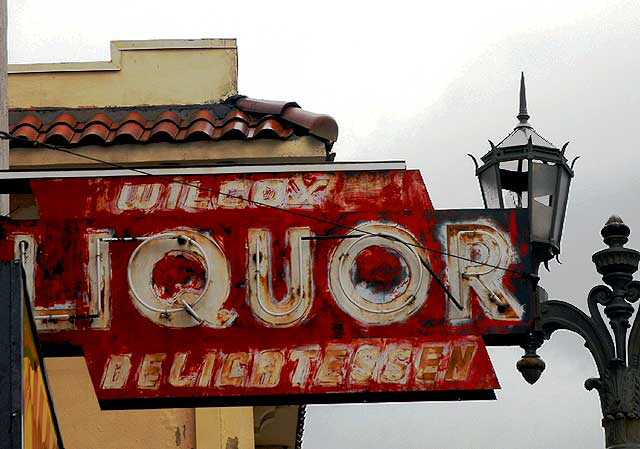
[
  {"x1": 10, "y1": 137, "x2": 326, "y2": 170},
  {"x1": 45, "y1": 357, "x2": 257, "y2": 449},
  {"x1": 197, "y1": 408, "x2": 255, "y2": 449},
  {"x1": 45, "y1": 358, "x2": 196, "y2": 449},
  {"x1": 9, "y1": 39, "x2": 237, "y2": 108}
]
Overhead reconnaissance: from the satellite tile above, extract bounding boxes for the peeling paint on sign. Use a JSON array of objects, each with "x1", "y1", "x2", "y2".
[
  {"x1": 98, "y1": 336, "x2": 494, "y2": 393},
  {"x1": 0, "y1": 169, "x2": 533, "y2": 407},
  {"x1": 115, "y1": 176, "x2": 334, "y2": 213}
]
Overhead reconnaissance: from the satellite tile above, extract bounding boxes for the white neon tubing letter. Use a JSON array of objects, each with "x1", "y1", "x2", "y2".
[{"x1": 247, "y1": 227, "x2": 313, "y2": 327}]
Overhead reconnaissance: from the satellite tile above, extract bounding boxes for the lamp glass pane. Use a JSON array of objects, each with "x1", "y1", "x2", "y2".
[
  {"x1": 531, "y1": 161, "x2": 557, "y2": 199},
  {"x1": 551, "y1": 168, "x2": 571, "y2": 245},
  {"x1": 532, "y1": 199, "x2": 553, "y2": 241},
  {"x1": 479, "y1": 166, "x2": 501, "y2": 208},
  {"x1": 503, "y1": 189, "x2": 525, "y2": 208},
  {"x1": 530, "y1": 162, "x2": 559, "y2": 242},
  {"x1": 499, "y1": 160, "x2": 528, "y2": 208}
]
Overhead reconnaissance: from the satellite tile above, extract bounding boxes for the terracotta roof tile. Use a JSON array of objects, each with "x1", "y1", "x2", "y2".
[
  {"x1": 185, "y1": 119, "x2": 215, "y2": 141},
  {"x1": 119, "y1": 112, "x2": 147, "y2": 127},
  {"x1": 280, "y1": 107, "x2": 338, "y2": 143},
  {"x1": 11, "y1": 114, "x2": 42, "y2": 131},
  {"x1": 49, "y1": 113, "x2": 78, "y2": 130},
  {"x1": 221, "y1": 109, "x2": 250, "y2": 124},
  {"x1": 234, "y1": 97, "x2": 337, "y2": 143},
  {"x1": 155, "y1": 110, "x2": 181, "y2": 125},
  {"x1": 45, "y1": 123, "x2": 75, "y2": 145},
  {"x1": 8, "y1": 97, "x2": 338, "y2": 153},
  {"x1": 12, "y1": 124, "x2": 40, "y2": 142},
  {"x1": 220, "y1": 120, "x2": 249, "y2": 140},
  {"x1": 114, "y1": 122, "x2": 145, "y2": 143},
  {"x1": 85, "y1": 113, "x2": 113, "y2": 128},
  {"x1": 250, "y1": 118, "x2": 292, "y2": 139},
  {"x1": 78, "y1": 123, "x2": 110, "y2": 145},
  {"x1": 149, "y1": 120, "x2": 180, "y2": 142},
  {"x1": 234, "y1": 98, "x2": 299, "y2": 115},
  {"x1": 187, "y1": 110, "x2": 216, "y2": 123}
]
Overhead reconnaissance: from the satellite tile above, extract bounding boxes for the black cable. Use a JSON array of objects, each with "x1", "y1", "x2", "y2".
[{"x1": 381, "y1": 233, "x2": 464, "y2": 311}]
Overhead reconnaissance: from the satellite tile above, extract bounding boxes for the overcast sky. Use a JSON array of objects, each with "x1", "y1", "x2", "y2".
[{"x1": 9, "y1": 1, "x2": 640, "y2": 448}]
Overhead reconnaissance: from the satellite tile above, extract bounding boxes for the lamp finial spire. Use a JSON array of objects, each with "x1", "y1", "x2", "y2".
[{"x1": 517, "y1": 72, "x2": 531, "y2": 126}]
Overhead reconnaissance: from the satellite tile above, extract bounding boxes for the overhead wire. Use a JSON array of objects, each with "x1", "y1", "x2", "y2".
[{"x1": 0, "y1": 131, "x2": 533, "y2": 282}]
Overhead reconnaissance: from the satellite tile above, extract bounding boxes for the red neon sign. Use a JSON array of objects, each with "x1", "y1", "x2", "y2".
[{"x1": 0, "y1": 164, "x2": 533, "y2": 407}]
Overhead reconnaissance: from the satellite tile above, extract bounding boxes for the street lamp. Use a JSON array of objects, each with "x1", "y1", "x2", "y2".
[
  {"x1": 474, "y1": 75, "x2": 640, "y2": 449},
  {"x1": 470, "y1": 73, "x2": 577, "y2": 267}
]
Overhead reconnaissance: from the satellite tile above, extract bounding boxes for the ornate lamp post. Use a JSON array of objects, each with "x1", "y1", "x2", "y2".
[
  {"x1": 525, "y1": 216, "x2": 640, "y2": 449},
  {"x1": 472, "y1": 74, "x2": 640, "y2": 449}
]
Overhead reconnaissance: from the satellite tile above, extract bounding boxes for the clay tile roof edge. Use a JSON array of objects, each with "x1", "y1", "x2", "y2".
[
  {"x1": 281, "y1": 108, "x2": 338, "y2": 143},
  {"x1": 232, "y1": 96, "x2": 337, "y2": 143},
  {"x1": 8, "y1": 98, "x2": 338, "y2": 148},
  {"x1": 233, "y1": 96, "x2": 300, "y2": 115}
]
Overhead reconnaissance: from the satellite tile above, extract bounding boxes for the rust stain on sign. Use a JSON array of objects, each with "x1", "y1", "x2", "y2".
[{"x1": 0, "y1": 168, "x2": 533, "y2": 407}]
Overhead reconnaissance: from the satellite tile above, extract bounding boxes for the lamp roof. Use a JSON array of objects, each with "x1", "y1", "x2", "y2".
[{"x1": 495, "y1": 73, "x2": 558, "y2": 151}]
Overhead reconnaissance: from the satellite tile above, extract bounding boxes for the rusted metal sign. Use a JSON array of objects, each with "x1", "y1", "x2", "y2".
[{"x1": 0, "y1": 163, "x2": 533, "y2": 408}]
